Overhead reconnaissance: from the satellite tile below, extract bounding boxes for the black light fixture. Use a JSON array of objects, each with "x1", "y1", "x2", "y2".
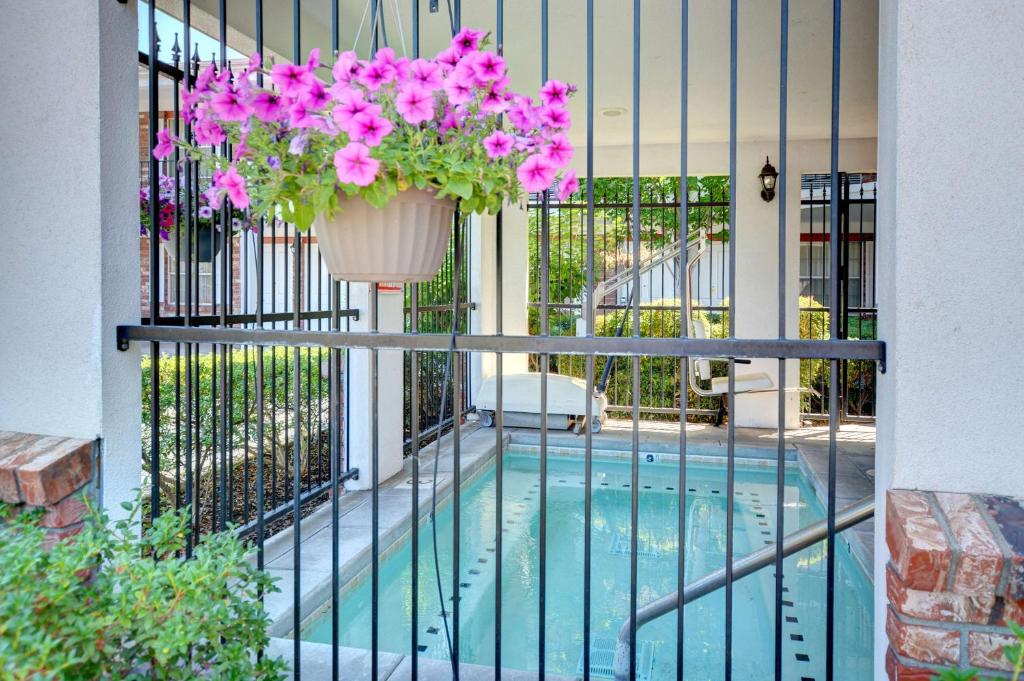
[{"x1": 759, "y1": 156, "x2": 779, "y2": 203}]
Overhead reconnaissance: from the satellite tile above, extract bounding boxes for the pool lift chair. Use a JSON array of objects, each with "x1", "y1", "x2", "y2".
[
  {"x1": 476, "y1": 231, "x2": 694, "y2": 434},
  {"x1": 683, "y1": 233, "x2": 774, "y2": 426}
]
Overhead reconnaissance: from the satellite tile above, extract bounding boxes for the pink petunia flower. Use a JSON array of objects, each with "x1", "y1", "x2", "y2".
[
  {"x1": 332, "y1": 50, "x2": 363, "y2": 85},
  {"x1": 452, "y1": 28, "x2": 486, "y2": 56},
  {"x1": 358, "y1": 61, "x2": 394, "y2": 91},
  {"x1": 306, "y1": 48, "x2": 321, "y2": 72},
  {"x1": 153, "y1": 128, "x2": 176, "y2": 159},
  {"x1": 194, "y1": 118, "x2": 226, "y2": 146},
  {"x1": 443, "y1": 71, "x2": 474, "y2": 106},
  {"x1": 333, "y1": 142, "x2": 379, "y2": 187},
  {"x1": 516, "y1": 154, "x2": 556, "y2": 193},
  {"x1": 472, "y1": 52, "x2": 505, "y2": 82},
  {"x1": 287, "y1": 100, "x2": 319, "y2": 129},
  {"x1": 482, "y1": 130, "x2": 514, "y2": 159},
  {"x1": 350, "y1": 112, "x2": 393, "y2": 147},
  {"x1": 539, "y1": 79, "x2": 569, "y2": 108},
  {"x1": 251, "y1": 92, "x2": 284, "y2": 122},
  {"x1": 542, "y1": 132, "x2": 574, "y2": 168},
  {"x1": 395, "y1": 85, "x2": 435, "y2": 125},
  {"x1": 480, "y1": 86, "x2": 509, "y2": 114},
  {"x1": 435, "y1": 47, "x2": 461, "y2": 72},
  {"x1": 409, "y1": 59, "x2": 444, "y2": 91},
  {"x1": 301, "y1": 79, "x2": 332, "y2": 110},
  {"x1": 331, "y1": 89, "x2": 370, "y2": 132},
  {"x1": 210, "y1": 87, "x2": 252, "y2": 122},
  {"x1": 215, "y1": 165, "x2": 250, "y2": 208},
  {"x1": 271, "y1": 63, "x2": 314, "y2": 98},
  {"x1": 195, "y1": 63, "x2": 216, "y2": 94},
  {"x1": 540, "y1": 105, "x2": 571, "y2": 130},
  {"x1": 556, "y1": 170, "x2": 579, "y2": 201}
]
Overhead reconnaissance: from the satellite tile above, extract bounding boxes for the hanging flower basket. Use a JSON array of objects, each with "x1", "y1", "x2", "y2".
[
  {"x1": 160, "y1": 225, "x2": 222, "y2": 264},
  {"x1": 314, "y1": 188, "x2": 455, "y2": 282},
  {"x1": 156, "y1": 28, "x2": 578, "y2": 282}
]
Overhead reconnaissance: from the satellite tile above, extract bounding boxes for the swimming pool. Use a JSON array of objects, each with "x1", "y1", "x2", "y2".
[{"x1": 302, "y1": 447, "x2": 873, "y2": 679}]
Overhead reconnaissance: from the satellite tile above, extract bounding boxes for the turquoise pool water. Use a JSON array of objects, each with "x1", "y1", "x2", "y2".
[{"x1": 304, "y1": 448, "x2": 873, "y2": 679}]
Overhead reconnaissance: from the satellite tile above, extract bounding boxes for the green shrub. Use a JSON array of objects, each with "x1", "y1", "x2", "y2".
[
  {"x1": 142, "y1": 347, "x2": 331, "y2": 506},
  {"x1": 0, "y1": 498, "x2": 287, "y2": 680},
  {"x1": 933, "y1": 620, "x2": 1023, "y2": 680}
]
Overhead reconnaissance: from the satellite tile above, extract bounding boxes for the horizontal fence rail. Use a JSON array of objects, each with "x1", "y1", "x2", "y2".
[{"x1": 120, "y1": 326, "x2": 885, "y2": 362}]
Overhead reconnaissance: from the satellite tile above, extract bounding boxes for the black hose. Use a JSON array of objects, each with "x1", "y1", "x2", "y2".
[{"x1": 429, "y1": 213, "x2": 461, "y2": 675}]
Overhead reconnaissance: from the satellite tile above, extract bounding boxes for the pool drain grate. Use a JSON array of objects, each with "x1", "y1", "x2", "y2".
[
  {"x1": 609, "y1": 532, "x2": 663, "y2": 558},
  {"x1": 576, "y1": 638, "x2": 656, "y2": 680}
]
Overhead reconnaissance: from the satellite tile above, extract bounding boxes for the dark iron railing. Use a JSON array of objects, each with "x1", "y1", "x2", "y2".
[{"x1": 124, "y1": 2, "x2": 881, "y2": 681}]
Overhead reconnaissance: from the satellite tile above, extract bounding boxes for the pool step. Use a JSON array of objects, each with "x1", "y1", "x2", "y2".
[{"x1": 576, "y1": 637, "x2": 656, "y2": 680}]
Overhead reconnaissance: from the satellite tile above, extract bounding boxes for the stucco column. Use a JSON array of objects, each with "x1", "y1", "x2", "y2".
[
  {"x1": 343, "y1": 284, "x2": 404, "y2": 491},
  {"x1": 875, "y1": 0, "x2": 1024, "y2": 676},
  {"x1": 476, "y1": 204, "x2": 531, "y2": 397},
  {"x1": 0, "y1": 0, "x2": 140, "y2": 516},
  {"x1": 733, "y1": 142, "x2": 801, "y2": 428}
]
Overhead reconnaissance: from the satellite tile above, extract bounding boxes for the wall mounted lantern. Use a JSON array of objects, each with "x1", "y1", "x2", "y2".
[{"x1": 759, "y1": 156, "x2": 779, "y2": 203}]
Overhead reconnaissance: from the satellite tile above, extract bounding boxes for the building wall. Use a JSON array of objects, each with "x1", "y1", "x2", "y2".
[
  {"x1": 0, "y1": 0, "x2": 140, "y2": 514},
  {"x1": 875, "y1": 0, "x2": 1024, "y2": 676}
]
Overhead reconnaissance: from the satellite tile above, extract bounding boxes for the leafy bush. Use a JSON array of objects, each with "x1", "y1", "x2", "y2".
[
  {"x1": 0, "y1": 498, "x2": 286, "y2": 680},
  {"x1": 141, "y1": 347, "x2": 331, "y2": 505}
]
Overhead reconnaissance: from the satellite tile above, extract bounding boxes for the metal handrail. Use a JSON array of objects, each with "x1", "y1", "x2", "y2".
[{"x1": 611, "y1": 494, "x2": 874, "y2": 680}]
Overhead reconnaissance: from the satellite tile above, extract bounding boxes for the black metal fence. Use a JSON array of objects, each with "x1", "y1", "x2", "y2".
[
  {"x1": 528, "y1": 177, "x2": 731, "y2": 419},
  {"x1": 800, "y1": 172, "x2": 878, "y2": 420},
  {"x1": 403, "y1": 219, "x2": 473, "y2": 450},
  {"x1": 123, "y1": 2, "x2": 883, "y2": 681}
]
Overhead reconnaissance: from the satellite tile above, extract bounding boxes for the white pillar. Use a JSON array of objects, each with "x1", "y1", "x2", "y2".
[
  {"x1": 0, "y1": 0, "x2": 140, "y2": 516},
  {"x1": 343, "y1": 284, "x2": 404, "y2": 491},
  {"x1": 477, "y1": 204, "x2": 531, "y2": 391},
  {"x1": 875, "y1": 0, "x2": 1024, "y2": 675},
  {"x1": 733, "y1": 142, "x2": 801, "y2": 428}
]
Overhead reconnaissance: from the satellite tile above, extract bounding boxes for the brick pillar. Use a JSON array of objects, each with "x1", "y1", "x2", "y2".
[
  {"x1": 0, "y1": 432, "x2": 96, "y2": 546},
  {"x1": 886, "y1": 489, "x2": 1024, "y2": 678}
]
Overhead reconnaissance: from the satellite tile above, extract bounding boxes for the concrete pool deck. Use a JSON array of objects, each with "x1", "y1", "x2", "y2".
[{"x1": 263, "y1": 417, "x2": 875, "y2": 679}]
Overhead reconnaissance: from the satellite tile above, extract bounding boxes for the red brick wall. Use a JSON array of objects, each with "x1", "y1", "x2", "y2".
[
  {"x1": 886, "y1": 489, "x2": 1024, "y2": 677},
  {"x1": 0, "y1": 432, "x2": 95, "y2": 547},
  {"x1": 140, "y1": 234, "x2": 244, "y2": 319}
]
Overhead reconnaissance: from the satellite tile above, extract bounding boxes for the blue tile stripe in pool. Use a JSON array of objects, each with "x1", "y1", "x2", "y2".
[{"x1": 302, "y1": 447, "x2": 873, "y2": 680}]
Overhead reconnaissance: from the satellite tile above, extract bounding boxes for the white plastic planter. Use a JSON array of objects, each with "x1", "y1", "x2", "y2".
[{"x1": 313, "y1": 188, "x2": 456, "y2": 283}]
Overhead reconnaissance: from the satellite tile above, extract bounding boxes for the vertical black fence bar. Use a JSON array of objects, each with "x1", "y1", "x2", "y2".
[
  {"x1": 826, "y1": 2, "x2": 842, "y2": 680},
  {"x1": 452, "y1": 217, "x2": 462, "y2": 679},
  {"x1": 329, "y1": 4, "x2": 341, "y2": 679},
  {"x1": 494, "y1": 0, "x2": 505, "y2": 677},
  {"x1": 676, "y1": 2, "x2": 688, "y2": 678},
  {"x1": 410, "y1": 6, "x2": 421, "y2": 680},
  {"x1": 629, "y1": 2, "x2": 641, "y2": 679},
  {"x1": 146, "y1": 0, "x2": 161, "y2": 524},
  {"x1": 291, "y1": 6, "x2": 303, "y2": 678},
  {"x1": 217, "y1": 0, "x2": 230, "y2": 534},
  {"x1": 774, "y1": 1, "x2": 790, "y2": 679},
  {"x1": 182, "y1": 0, "x2": 195, "y2": 557},
  {"x1": 725, "y1": 0, "x2": 738, "y2": 678},
  {"x1": 172, "y1": 37, "x2": 183, "y2": 516},
  {"x1": 538, "y1": 1, "x2": 549, "y2": 677},
  {"x1": 583, "y1": 0, "x2": 594, "y2": 678},
  {"x1": 371, "y1": 282, "x2": 380, "y2": 681}
]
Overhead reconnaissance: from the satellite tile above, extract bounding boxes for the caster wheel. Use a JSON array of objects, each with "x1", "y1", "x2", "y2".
[
  {"x1": 591, "y1": 419, "x2": 603, "y2": 434},
  {"x1": 479, "y1": 410, "x2": 495, "y2": 428}
]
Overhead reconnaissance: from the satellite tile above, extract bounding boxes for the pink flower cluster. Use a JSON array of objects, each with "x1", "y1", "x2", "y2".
[{"x1": 155, "y1": 28, "x2": 578, "y2": 212}]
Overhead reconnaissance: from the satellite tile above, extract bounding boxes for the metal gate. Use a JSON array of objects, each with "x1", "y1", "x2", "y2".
[
  {"x1": 800, "y1": 172, "x2": 878, "y2": 420},
  {"x1": 123, "y1": 2, "x2": 884, "y2": 681}
]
